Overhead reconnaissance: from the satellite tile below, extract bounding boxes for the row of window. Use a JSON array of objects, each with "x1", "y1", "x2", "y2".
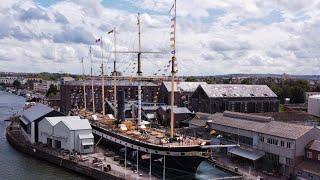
[
  {"x1": 307, "y1": 151, "x2": 320, "y2": 160},
  {"x1": 260, "y1": 137, "x2": 292, "y2": 149}
]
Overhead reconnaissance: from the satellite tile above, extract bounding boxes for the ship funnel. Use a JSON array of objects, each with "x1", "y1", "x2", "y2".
[{"x1": 117, "y1": 90, "x2": 125, "y2": 122}]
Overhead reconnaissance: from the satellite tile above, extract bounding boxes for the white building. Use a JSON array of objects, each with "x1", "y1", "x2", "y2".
[
  {"x1": 59, "y1": 76, "x2": 75, "y2": 85},
  {"x1": 19, "y1": 104, "x2": 63, "y2": 144},
  {"x1": 0, "y1": 76, "x2": 18, "y2": 84},
  {"x1": 38, "y1": 116, "x2": 94, "y2": 154},
  {"x1": 308, "y1": 95, "x2": 320, "y2": 117},
  {"x1": 33, "y1": 81, "x2": 59, "y2": 92}
]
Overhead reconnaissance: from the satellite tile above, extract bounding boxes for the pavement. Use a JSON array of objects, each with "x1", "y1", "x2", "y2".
[{"x1": 79, "y1": 148, "x2": 158, "y2": 180}]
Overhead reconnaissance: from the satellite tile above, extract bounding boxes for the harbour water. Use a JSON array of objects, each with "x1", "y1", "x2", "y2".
[{"x1": 0, "y1": 91, "x2": 234, "y2": 180}]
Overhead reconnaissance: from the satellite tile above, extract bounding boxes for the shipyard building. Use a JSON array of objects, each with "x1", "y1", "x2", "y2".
[
  {"x1": 308, "y1": 95, "x2": 320, "y2": 117},
  {"x1": 190, "y1": 84, "x2": 279, "y2": 113},
  {"x1": 19, "y1": 104, "x2": 64, "y2": 144},
  {"x1": 207, "y1": 111, "x2": 320, "y2": 177},
  {"x1": 38, "y1": 116, "x2": 94, "y2": 154},
  {"x1": 60, "y1": 80, "x2": 159, "y2": 114}
]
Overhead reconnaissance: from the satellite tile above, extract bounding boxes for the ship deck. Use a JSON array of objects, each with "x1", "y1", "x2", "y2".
[{"x1": 76, "y1": 110, "x2": 206, "y2": 148}]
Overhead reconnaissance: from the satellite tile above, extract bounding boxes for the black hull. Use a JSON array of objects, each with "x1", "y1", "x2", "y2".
[{"x1": 92, "y1": 124, "x2": 207, "y2": 178}]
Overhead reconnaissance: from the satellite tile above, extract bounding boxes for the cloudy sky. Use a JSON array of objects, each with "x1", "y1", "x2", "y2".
[{"x1": 0, "y1": 0, "x2": 320, "y2": 76}]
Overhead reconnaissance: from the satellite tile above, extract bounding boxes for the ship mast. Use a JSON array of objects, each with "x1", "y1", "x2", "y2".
[
  {"x1": 170, "y1": 0, "x2": 177, "y2": 138},
  {"x1": 100, "y1": 37, "x2": 106, "y2": 116},
  {"x1": 90, "y1": 46, "x2": 95, "y2": 113},
  {"x1": 112, "y1": 28, "x2": 117, "y2": 118},
  {"x1": 106, "y1": 14, "x2": 162, "y2": 124},
  {"x1": 137, "y1": 13, "x2": 142, "y2": 126},
  {"x1": 81, "y1": 57, "x2": 87, "y2": 110}
]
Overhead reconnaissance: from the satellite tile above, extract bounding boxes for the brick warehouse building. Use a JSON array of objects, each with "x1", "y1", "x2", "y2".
[
  {"x1": 190, "y1": 84, "x2": 279, "y2": 113},
  {"x1": 60, "y1": 80, "x2": 159, "y2": 114}
]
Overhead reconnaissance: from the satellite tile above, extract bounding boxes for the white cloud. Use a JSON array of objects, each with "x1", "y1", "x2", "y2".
[{"x1": 0, "y1": 0, "x2": 320, "y2": 75}]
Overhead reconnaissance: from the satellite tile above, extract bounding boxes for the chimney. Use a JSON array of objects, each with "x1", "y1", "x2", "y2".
[{"x1": 117, "y1": 90, "x2": 125, "y2": 122}]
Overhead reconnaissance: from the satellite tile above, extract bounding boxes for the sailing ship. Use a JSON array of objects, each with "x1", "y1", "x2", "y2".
[{"x1": 72, "y1": 0, "x2": 210, "y2": 177}]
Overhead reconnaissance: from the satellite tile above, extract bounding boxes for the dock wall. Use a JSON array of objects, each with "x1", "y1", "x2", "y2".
[{"x1": 6, "y1": 129, "x2": 123, "y2": 180}]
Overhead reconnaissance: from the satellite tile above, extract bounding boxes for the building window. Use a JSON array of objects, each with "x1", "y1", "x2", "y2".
[
  {"x1": 287, "y1": 142, "x2": 292, "y2": 149},
  {"x1": 47, "y1": 138, "x2": 52, "y2": 147},
  {"x1": 54, "y1": 140, "x2": 61, "y2": 149},
  {"x1": 318, "y1": 154, "x2": 320, "y2": 161},
  {"x1": 274, "y1": 139, "x2": 278, "y2": 146},
  {"x1": 286, "y1": 158, "x2": 293, "y2": 166},
  {"x1": 267, "y1": 138, "x2": 272, "y2": 144},
  {"x1": 83, "y1": 145, "x2": 92, "y2": 149},
  {"x1": 280, "y1": 141, "x2": 285, "y2": 147},
  {"x1": 260, "y1": 137, "x2": 264, "y2": 142},
  {"x1": 307, "y1": 151, "x2": 313, "y2": 159}
]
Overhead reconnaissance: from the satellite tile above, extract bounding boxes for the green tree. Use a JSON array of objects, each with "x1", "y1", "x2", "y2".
[
  {"x1": 290, "y1": 86, "x2": 305, "y2": 103},
  {"x1": 241, "y1": 79, "x2": 252, "y2": 85},
  {"x1": 13, "y1": 80, "x2": 21, "y2": 89},
  {"x1": 46, "y1": 84, "x2": 58, "y2": 97},
  {"x1": 185, "y1": 76, "x2": 196, "y2": 82}
]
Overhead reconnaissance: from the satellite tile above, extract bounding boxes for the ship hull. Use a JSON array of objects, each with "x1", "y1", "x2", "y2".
[{"x1": 92, "y1": 124, "x2": 207, "y2": 177}]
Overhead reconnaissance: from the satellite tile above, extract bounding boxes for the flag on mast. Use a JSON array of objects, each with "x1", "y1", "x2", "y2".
[{"x1": 107, "y1": 29, "x2": 114, "y2": 34}]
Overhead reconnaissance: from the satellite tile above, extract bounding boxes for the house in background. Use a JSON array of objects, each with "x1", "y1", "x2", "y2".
[
  {"x1": 38, "y1": 116, "x2": 94, "y2": 154},
  {"x1": 19, "y1": 104, "x2": 64, "y2": 144}
]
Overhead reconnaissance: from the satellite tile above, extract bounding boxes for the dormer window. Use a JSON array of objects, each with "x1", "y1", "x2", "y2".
[{"x1": 250, "y1": 93, "x2": 255, "y2": 97}]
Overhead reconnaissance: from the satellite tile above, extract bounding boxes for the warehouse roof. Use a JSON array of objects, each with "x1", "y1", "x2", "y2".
[
  {"x1": 20, "y1": 104, "x2": 54, "y2": 124},
  {"x1": 159, "y1": 105, "x2": 192, "y2": 114},
  {"x1": 210, "y1": 111, "x2": 313, "y2": 140},
  {"x1": 45, "y1": 116, "x2": 80, "y2": 126},
  {"x1": 163, "y1": 81, "x2": 207, "y2": 92},
  {"x1": 60, "y1": 117, "x2": 91, "y2": 130},
  {"x1": 306, "y1": 140, "x2": 320, "y2": 151},
  {"x1": 46, "y1": 116, "x2": 92, "y2": 130},
  {"x1": 199, "y1": 84, "x2": 277, "y2": 98}
]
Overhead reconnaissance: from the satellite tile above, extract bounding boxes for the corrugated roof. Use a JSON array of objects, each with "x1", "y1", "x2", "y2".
[
  {"x1": 160, "y1": 105, "x2": 192, "y2": 114},
  {"x1": 306, "y1": 140, "x2": 320, "y2": 151},
  {"x1": 228, "y1": 147, "x2": 265, "y2": 161},
  {"x1": 199, "y1": 84, "x2": 277, "y2": 98},
  {"x1": 210, "y1": 112, "x2": 313, "y2": 140},
  {"x1": 47, "y1": 116, "x2": 92, "y2": 130},
  {"x1": 20, "y1": 104, "x2": 54, "y2": 124},
  {"x1": 79, "y1": 134, "x2": 94, "y2": 139},
  {"x1": 45, "y1": 117, "x2": 64, "y2": 126},
  {"x1": 60, "y1": 117, "x2": 91, "y2": 130},
  {"x1": 141, "y1": 106, "x2": 159, "y2": 111},
  {"x1": 163, "y1": 81, "x2": 207, "y2": 92}
]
